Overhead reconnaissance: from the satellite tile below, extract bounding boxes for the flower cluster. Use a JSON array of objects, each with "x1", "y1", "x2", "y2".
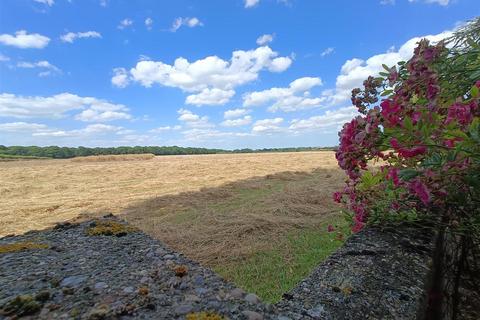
[{"x1": 334, "y1": 39, "x2": 480, "y2": 233}]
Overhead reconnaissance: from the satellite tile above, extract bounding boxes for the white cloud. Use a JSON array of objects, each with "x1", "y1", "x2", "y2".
[
  {"x1": 0, "y1": 122, "x2": 48, "y2": 132},
  {"x1": 170, "y1": 17, "x2": 203, "y2": 32},
  {"x1": 177, "y1": 108, "x2": 213, "y2": 128},
  {"x1": 408, "y1": 0, "x2": 450, "y2": 5},
  {"x1": 118, "y1": 18, "x2": 133, "y2": 30},
  {"x1": 60, "y1": 31, "x2": 102, "y2": 43},
  {"x1": 100, "y1": 0, "x2": 108, "y2": 7},
  {"x1": 221, "y1": 115, "x2": 252, "y2": 127},
  {"x1": 256, "y1": 34, "x2": 274, "y2": 46},
  {"x1": 122, "y1": 45, "x2": 291, "y2": 105},
  {"x1": 252, "y1": 117, "x2": 284, "y2": 133},
  {"x1": 33, "y1": 0, "x2": 54, "y2": 6},
  {"x1": 128, "y1": 46, "x2": 291, "y2": 90},
  {"x1": 111, "y1": 68, "x2": 129, "y2": 88},
  {"x1": 181, "y1": 128, "x2": 252, "y2": 142},
  {"x1": 289, "y1": 106, "x2": 359, "y2": 132},
  {"x1": 245, "y1": 0, "x2": 260, "y2": 8},
  {"x1": 224, "y1": 108, "x2": 250, "y2": 119},
  {"x1": 33, "y1": 124, "x2": 123, "y2": 137},
  {"x1": 321, "y1": 47, "x2": 335, "y2": 57},
  {"x1": 0, "y1": 53, "x2": 9, "y2": 62},
  {"x1": 328, "y1": 29, "x2": 453, "y2": 105},
  {"x1": 186, "y1": 88, "x2": 235, "y2": 106},
  {"x1": 149, "y1": 125, "x2": 181, "y2": 133},
  {"x1": 17, "y1": 60, "x2": 61, "y2": 77},
  {"x1": 145, "y1": 18, "x2": 154, "y2": 30},
  {"x1": 380, "y1": 0, "x2": 395, "y2": 4},
  {"x1": 0, "y1": 92, "x2": 131, "y2": 121},
  {"x1": 243, "y1": 76, "x2": 325, "y2": 112},
  {"x1": 0, "y1": 30, "x2": 50, "y2": 49}
]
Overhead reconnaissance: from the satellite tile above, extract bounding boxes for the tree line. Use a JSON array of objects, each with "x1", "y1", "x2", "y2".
[{"x1": 0, "y1": 145, "x2": 335, "y2": 159}]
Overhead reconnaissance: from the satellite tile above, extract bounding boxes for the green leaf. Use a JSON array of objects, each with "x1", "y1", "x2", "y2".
[
  {"x1": 382, "y1": 64, "x2": 390, "y2": 72},
  {"x1": 403, "y1": 116, "x2": 413, "y2": 131},
  {"x1": 381, "y1": 89, "x2": 393, "y2": 96},
  {"x1": 379, "y1": 72, "x2": 389, "y2": 77},
  {"x1": 399, "y1": 169, "x2": 419, "y2": 181},
  {"x1": 471, "y1": 85, "x2": 479, "y2": 98}
]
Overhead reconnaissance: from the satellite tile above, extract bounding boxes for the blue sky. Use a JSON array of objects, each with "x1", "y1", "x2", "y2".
[{"x1": 0, "y1": 0, "x2": 477, "y2": 149}]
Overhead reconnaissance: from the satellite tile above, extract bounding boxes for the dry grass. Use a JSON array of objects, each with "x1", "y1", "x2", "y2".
[
  {"x1": 0, "y1": 151, "x2": 347, "y2": 301},
  {"x1": 0, "y1": 151, "x2": 341, "y2": 238},
  {"x1": 70, "y1": 153, "x2": 155, "y2": 162},
  {"x1": 120, "y1": 168, "x2": 345, "y2": 266}
]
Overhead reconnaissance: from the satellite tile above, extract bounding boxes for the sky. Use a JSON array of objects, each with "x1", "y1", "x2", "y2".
[{"x1": 0, "y1": 0, "x2": 478, "y2": 149}]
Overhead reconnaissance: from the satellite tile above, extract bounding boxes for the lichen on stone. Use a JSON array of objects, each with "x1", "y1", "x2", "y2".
[
  {"x1": 85, "y1": 220, "x2": 138, "y2": 236},
  {"x1": 0, "y1": 242, "x2": 49, "y2": 254},
  {"x1": 186, "y1": 311, "x2": 225, "y2": 320},
  {"x1": 0, "y1": 295, "x2": 42, "y2": 317}
]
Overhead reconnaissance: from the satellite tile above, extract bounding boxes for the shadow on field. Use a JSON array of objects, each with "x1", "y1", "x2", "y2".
[{"x1": 80, "y1": 168, "x2": 346, "y2": 267}]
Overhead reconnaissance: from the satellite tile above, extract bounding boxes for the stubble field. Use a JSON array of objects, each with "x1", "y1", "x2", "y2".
[{"x1": 0, "y1": 151, "x2": 347, "y2": 301}]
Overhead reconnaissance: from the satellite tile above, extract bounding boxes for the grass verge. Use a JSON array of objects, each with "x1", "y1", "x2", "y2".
[{"x1": 215, "y1": 218, "x2": 349, "y2": 303}]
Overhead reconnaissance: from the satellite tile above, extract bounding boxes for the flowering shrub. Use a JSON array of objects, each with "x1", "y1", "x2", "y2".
[{"x1": 334, "y1": 22, "x2": 480, "y2": 236}]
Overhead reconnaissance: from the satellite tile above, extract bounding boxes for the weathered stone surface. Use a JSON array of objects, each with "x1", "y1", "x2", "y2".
[
  {"x1": 0, "y1": 218, "x2": 277, "y2": 319},
  {"x1": 276, "y1": 226, "x2": 436, "y2": 319},
  {"x1": 0, "y1": 218, "x2": 442, "y2": 319}
]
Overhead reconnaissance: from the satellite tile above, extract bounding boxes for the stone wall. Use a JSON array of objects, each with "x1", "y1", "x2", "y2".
[{"x1": 276, "y1": 225, "x2": 438, "y2": 319}]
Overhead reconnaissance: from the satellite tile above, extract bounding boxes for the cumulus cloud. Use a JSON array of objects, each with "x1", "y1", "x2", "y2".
[
  {"x1": 0, "y1": 30, "x2": 50, "y2": 49},
  {"x1": 118, "y1": 18, "x2": 133, "y2": 29},
  {"x1": 33, "y1": 0, "x2": 54, "y2": 6},
  {"x1": 170, "y1": 17, "x2": 203, "y2": 32},
  {"x1": 33, "y1": 124, "x2": 124, "y2": 137},
  {"x1": 186, "y1": 88, "x2": 235, "y2": 106},
  {"x1": 252, "y1": 117, "x2": 284, "y2": 133},
  {"x1": 224, "y1": 108, "x2": 250, "y2": 119},
  {"x1": 243, "y1": 76, "x2": 325, "y2": 112},
  {"x1": 128, "y1": 46, "x2": 292, "y2": 91},
  {"x1": 256, "y1": 34, "x2": 274, "y2": 46},
  {"x1": 181, "y1": 128, "x2": 252, "y2": 142},
  {"x1": 111, "y1": 68, "x2": 129, "y2": 88},
  {"x1": 149, "y1": 125, "x2": 181, "y2": 133},
  {"x1": 119, "y1": 45, "x2": 292, "y2": 105},
  {"x1": 145, "y1": 17, "x2": 154, "y2": 30},
  {"x1": 221, "y1": 115, "x2": 252, "y2": 127},
  {"x1": 177, "y1": 108, "x2": 213, "y2": 128},
  {"x1": 245, "y1": 0, "x2": 260, "y2": 8},
  {"x1": 408, "y1": 0, "x2": 450, "y2": 5},
  {"x1": 0, "y1": 121, "x2": 127, "y2": 141},
  {"x1": 0, "y1": 122, "x2": 48, "y2": 132},
  {"x1": 321, "y1": 47, "x2": 335, "y2": 57},
  {"x1": 17, "y1": 60, "x2": 61, "y2": 77},
  {"x1": 0, "y1": 92, "x2": 131, "y2": 121},
  {"x1": 60, "y1": 31, "x2": 102, "y2": 43},
  {"x1": 327, "y1": 29, "x2": 453, "y2": 105},
  {"x1": 289, "y1": 106, "x2": 359, "y2": 132}
]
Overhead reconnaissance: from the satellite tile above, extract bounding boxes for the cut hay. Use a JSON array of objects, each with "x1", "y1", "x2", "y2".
[{"x1": 70, "y1": 153, "x2": 155, "y2": 162}]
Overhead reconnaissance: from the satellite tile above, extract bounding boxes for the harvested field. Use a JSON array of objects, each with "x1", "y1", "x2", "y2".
[
  {"x1": 70, "y1": 153, "x2": 156, "y2": 162},
  {"x1": 0, "y1": 151, "x2": 347, "y2": 301}
]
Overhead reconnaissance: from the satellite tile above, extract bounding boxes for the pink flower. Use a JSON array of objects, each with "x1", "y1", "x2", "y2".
[
  {"x1": 476, "y1": 80, "x2": 480, "y2": 88},
  {"x1": 412, "y1": 111, "x2": 422, "y2": 124},
  {"x1": 390, "y1": 138, "x2": 427, "y2": 158},
  {"x1": 427, "y1": 83, "x2": 439, "y2": 100},
  {"x1": 327, "y1": 225, "x2": 335, "y2": 232},
  {"x1": 446, "y1": 102, "x2": 473, "y2": 126},
  {"x1": 386, "y1": 167, "x2": 400, "y2": 187},
  {"x1": 409, "y1": 179, "x2": 431, "y2": 206},
  {"x1": 333, "y1": 191, "x2": 343, "y2": 203},
  {"x1": 352, "y1": 221, "x2": 365, "y2": 233},
  {"x1": 381, "y1": 100, "x2": 401, "y2": 126}
]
